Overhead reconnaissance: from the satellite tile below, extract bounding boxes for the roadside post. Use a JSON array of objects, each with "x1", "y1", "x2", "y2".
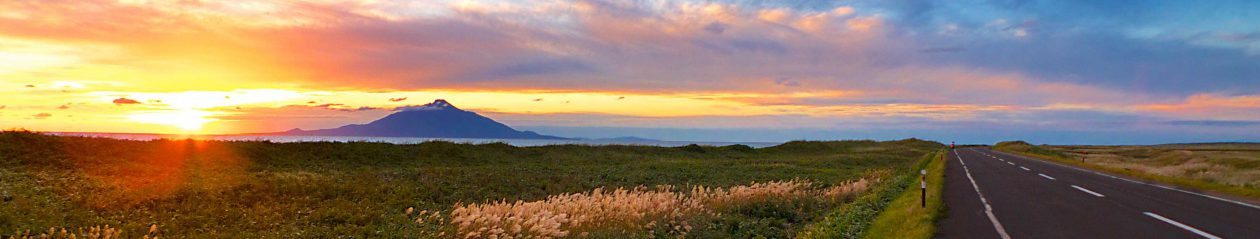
[{"x1": 921, "y1": 169, "x2": 927, "y2": 208}]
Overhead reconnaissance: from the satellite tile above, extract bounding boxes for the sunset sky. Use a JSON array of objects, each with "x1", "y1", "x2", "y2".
[{"x1": 2, "y1": 0, "x2": 1259, "y2": 144}]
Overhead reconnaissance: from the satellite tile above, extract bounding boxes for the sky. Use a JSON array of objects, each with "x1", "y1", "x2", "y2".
[{"x1": 1, "y1": 0, "x2": 1259, "y2": 145}]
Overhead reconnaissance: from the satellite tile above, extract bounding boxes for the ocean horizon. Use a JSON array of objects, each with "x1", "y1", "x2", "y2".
[{"x1": 47, "y1": 132, "x2": 782, "y2": 148}]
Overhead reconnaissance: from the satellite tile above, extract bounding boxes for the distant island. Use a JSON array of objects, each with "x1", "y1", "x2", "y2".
[{"x1": 273, "y1": 99, "x2": 568, "y2": 139}]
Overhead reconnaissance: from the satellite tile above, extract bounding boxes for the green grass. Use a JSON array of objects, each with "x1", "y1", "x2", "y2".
[
  {"x1": 796, "y1": 150, "x2": 943, "y2": 239},
  {"x1": 993, "y1": 141, "x2": 1260, "y2": 201},
  {"x1": 860, "y1": 150, "x2": 946, "y2": 239},
  {"x1": 0, "y1": 131, "x2": 942, "y2": 238}
]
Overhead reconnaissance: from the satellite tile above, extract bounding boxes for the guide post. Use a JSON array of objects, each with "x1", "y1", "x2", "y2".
[{"x1": 921, "y1": 169, "x2": 927, "y2": 208}]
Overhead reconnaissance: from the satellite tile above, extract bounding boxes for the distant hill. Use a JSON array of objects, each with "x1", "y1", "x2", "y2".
[{"x1": 277, "y1": 99, "x2": 567, "y2": 139}]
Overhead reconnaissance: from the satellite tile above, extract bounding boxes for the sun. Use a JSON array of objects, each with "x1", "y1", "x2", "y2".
[{"x1": 128, "y1": 109, "x2": 219, "y2": 132}]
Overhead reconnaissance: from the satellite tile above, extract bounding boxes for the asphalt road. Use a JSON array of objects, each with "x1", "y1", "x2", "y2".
[{"x1": 936, "y1": 148, "x2": 1260, "y2": 239}]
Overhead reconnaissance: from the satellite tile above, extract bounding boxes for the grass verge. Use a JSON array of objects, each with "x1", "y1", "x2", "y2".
[
  {"x1": 992, "y1": 141, "x2": 1260, "y2": 201},
  {"x1": 797, "y1": 150, "x2": 943, "y2": 239},
  {"x1": 860, "y1": 150, "x2": 946, "y2": 239}
]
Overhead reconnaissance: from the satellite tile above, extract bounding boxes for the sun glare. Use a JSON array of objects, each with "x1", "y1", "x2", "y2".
[{"x1": 128, "y1": 109, "x2": 220, "y2": 132}]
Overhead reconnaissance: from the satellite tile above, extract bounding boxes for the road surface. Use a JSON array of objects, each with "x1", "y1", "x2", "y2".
[{"x1": 937, "y1": 148, "x2": 1260, "y2": 239}]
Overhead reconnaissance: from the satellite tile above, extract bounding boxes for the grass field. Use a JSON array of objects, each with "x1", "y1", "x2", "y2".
[
  {"x1": 993, "y1": 141, "x2": 1260, "y2": 201},
  {"x1": 0, "y1": 131, "x2": 941, "y2": 238}
]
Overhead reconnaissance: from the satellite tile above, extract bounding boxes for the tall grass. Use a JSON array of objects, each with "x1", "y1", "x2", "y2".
[
  {"x1": 5, "y1": 225, "x2": 159, "y2": 239},
  {"x1": 861, "y1": 151, "x2": 946, "y2": 239},
  {"x1": 442, "y1": 178, "x2": 874, "y2": 238},
  {"x1": 798, "y1": 151, "x2": 940, "y2": 239}
]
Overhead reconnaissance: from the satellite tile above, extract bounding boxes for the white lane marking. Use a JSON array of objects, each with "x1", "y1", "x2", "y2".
[
  {"x1": 1020, "y1": 166, "x2": 1030, "y2": 171},
  {"x1": 1143, "y1": 212, "x2": 1222, "y2": 239},
  {"x1": 1071, "y1": 185, "x2": 1105, "y2": 197},
  {"x1": 986, "y1": 149, "x2": 1260, "y2": 211},
  {"x1": 1007, "y1": 162, "x2": 1015, "y2": 165},
  {"x1": 1039, "y1": 174, "x2": 1056, "y2": 180},
  {"x1": 955, "y1": 150, "x2": 1012, "y2": 239}
]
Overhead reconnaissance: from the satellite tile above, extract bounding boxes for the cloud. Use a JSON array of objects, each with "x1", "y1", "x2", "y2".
[
  {"x1": 772, "y1": 77, "x2": 800, "y2": 87},
  {"x1": 846, "y1": 16, "x2": 883, "y2": 31},
  {"x1": 919, "y1": 46, "x2": 965, "y2": 53},
  {"x1": 471, "y1": 58, "x2": 598, "y2": 80},
  {"x1": 32, "y1": 113, "x2": 51, "y2": 119},
  {"x1": 703, "y1": 22, "x2": 729, "y2": 34},
  {"x1": 389, "y1": 97, "x2": 407, "y2": 102},
  {"x1": 1164, "y1": 120, "x2": 1260, "y2": 127},
  {"x1": 112, "y1": 98, "x2": 141, "y2": 104},
  {"x1": 57, "y1": 104, "x2": 70, "y2": 109},
  {"x1": 391, "y1": 105, "x2": 427, "y2": 111},
  {"x1": 1139, "y1": 94, "x2": 1260, "y2": 120},
  {"x1": 344, "y1": 106, "x2": 382, "y2": 112},
  {"x1": 3, "y1": 0, "x2": 1256, "y2": 99},
  {"x1": 295, "y1": 103, "x2": 384, "y2": 112}
]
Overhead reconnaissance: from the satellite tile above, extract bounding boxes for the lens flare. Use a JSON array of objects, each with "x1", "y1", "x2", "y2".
[{"x1": 128, "y1": 109, "x2": 219, "y2": 131}]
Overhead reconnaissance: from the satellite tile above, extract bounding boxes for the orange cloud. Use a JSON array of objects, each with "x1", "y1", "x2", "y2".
[
  {"x1": 1140, "y1": 94, "x2": 1260, "y2": 120},
  {"x1": 846, "y1": 16, "x2": 883, "y2": 31},
  {"x1": 113, "y1": 98, "x2": 141, "y2": 104}
]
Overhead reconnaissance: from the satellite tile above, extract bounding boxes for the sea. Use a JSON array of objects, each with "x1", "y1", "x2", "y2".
[{"x1": 48, "y1": 132, "x2": 781, "y2": 148}]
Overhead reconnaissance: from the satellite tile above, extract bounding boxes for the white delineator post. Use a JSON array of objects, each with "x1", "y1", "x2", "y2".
[{"x1": 921, "y1": 169, "x2": 927, "y2": 208}]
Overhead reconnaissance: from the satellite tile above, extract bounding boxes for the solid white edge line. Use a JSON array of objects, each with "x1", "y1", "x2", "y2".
[
  {"x1": 1038, "y1": 174, "x2": 1056, "y2": 180},
  {"x1": 1143, "y1": 212, "x2": 1223, "y2": 239},
  {"x1": 986, "y1": 149, "x2": 1260, "y2": 211},
  {"x1": 955, "y1": 150, "x2": 1012, "y2": 239},
  {"x1": 1071, "y1": 185, "x2": 1106, "y2": 197},
  {"x1": 1020, "y1": 166, "x2": 1030, "y2": 171}
]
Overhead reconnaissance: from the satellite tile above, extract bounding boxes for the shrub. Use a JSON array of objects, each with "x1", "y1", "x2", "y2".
[{"x1": 679, "y1": 144, "x2": 707, "y2": 153}]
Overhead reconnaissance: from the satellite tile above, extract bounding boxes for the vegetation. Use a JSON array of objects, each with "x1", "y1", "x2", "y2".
[
  {"x1": 797, "y1": 151, "x2": 941, "y2": 239},
  {"x1": 861, "y1": 150, "x2": 946, "y2": 239},
  {"x1": 6, "y1": 225, "x2": 138, "y2": 239},
  {"x1": 993, "y1": 141, "x2": 1260, "y2": 201},
  {"x1": 0, "y1": 131, "x2": 942, "y2": 238},
  {"x1": 444, "y1": 178, "x2": 875, "y2": 238}
]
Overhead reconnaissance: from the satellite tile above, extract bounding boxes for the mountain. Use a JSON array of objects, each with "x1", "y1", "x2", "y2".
[{"x1": 278, "y1": 99, "x2": 567, "y2": 139}]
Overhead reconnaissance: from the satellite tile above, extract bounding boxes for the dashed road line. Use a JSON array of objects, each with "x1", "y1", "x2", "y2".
[
  {"x1": 1020, "y1": 166, "x2": 1030, "y2": 171},
  {"x1": 1038, "y1": 174, "x2": 1056, "y2": 180},
  {"x1": 955, "y1": 150, "x2": 1012, "y2": 239},
  {"x1": 1143, "y1": 212, "x2": 1222, "y2": 239},
  {"x1": 1071, "y1": 185, "x2": 1105, "y2": 197},
  {"x1": 985, "y1": 149, "x2": 1260, "y2": 211}
]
